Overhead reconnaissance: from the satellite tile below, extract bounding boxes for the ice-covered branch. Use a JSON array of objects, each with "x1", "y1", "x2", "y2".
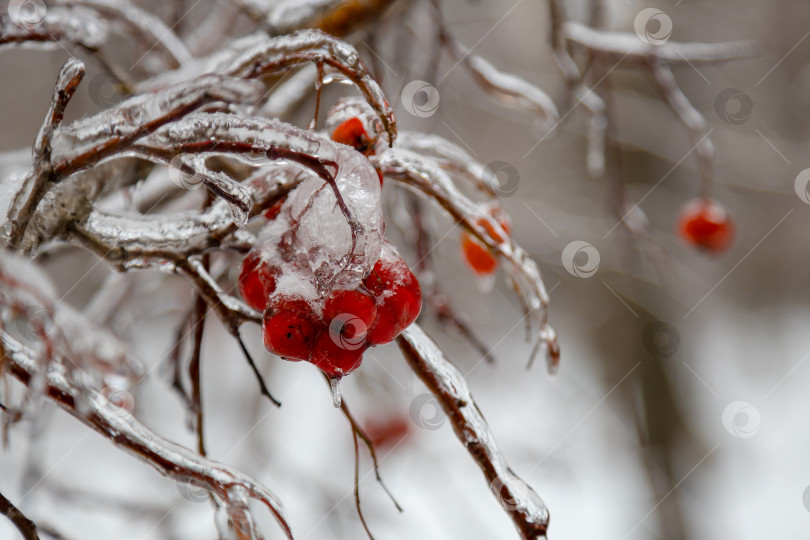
[
  {"x1": 0, "y1": 7, "x2": 133, "y2": 87},
  {"x1": 397, "y1": 325, "x2": 550, "y2": 540},
  {"x1": 69, "y1": 167, "x2": 303, "y2": 266},
  {"x1": 563, "y1": 22, "x2": 757, "y2": 65},
  {"x1": 376, "y1": 150, "x2": 559, "y2": 370},
  {"x1": 223, "y1": 30, "x2": 396, "y2": 144},
  {"x1": 649, "y1": 61, "x2": 714, "y2": 195},
  {"x1": 441, "y1": 35, "x2": 559, "y2": 131},
  {"x1": 4, "y1": 59, "x2": 86, "y2": 250},
  {"x1": 54, "y1": 0, "x2": 192, "y2": 68},
  {"x1": 1, "y1": 332, "x2": 293, "y2": 540},
  {"x1": 3, "y1": 74, "x2": 263, "y2": 250}
]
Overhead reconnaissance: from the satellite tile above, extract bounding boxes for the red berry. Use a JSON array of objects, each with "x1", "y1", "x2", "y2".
[
  {"x1": 262, "y1": 296, "x2": 319, "y2": 361},
  {"x1": 363, "y1": 246, "x2": 422, "y2": 345},
  {"x1": 239, "y1": 251, "x2": 277, "y2": 311},
  {"x1": 363, "y1": 415, "x2": 410, "y2": 449},
  {"x1": 461, "y1": 207, "x2": 512, "y2": 276},
  {"x1": 331, "y1": 117, "x2": 372, "y2": 155},
  {"x1": 323, "y1": 289, "x2": 377, "y2": 343},
  {"x1": 310, "y1": 330, "x2": 366, "y2": 377},
  {"x1": 678, "y1": 197, "x2": 734, "y2": 253}
]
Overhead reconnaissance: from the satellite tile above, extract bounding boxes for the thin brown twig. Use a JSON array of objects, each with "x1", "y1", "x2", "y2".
[{"x1": 0, "y1": 490, "x2": 40, "y2": 540}]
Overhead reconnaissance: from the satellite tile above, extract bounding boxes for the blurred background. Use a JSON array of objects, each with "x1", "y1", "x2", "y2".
[{"x1": 2, "y1": 0, "x2": 810, "y2": 538}]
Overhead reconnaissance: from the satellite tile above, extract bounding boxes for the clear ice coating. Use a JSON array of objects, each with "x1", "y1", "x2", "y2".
[
  {"x1": 399, "y1": 325, "x2": 550, "y2": 534},
  {"x1": 49, "y1": 74, "x2": 263, "y2": 169},
  {"x1": 139, "y1": 112, "x2": 384, "y2": 292}
]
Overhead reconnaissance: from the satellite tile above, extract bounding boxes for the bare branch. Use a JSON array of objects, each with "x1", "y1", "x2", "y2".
[{"x1": 0, "y1": 490, "x2": 40, "y2": 540}]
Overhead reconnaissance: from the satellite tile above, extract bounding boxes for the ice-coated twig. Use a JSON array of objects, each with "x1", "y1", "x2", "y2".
[
  {"x1": 376, "y1": 149, "x2": 560, "y2": 370},
  {"x1": 54, "y1": 0, "x2": 192, "y2": 68},
  {"x1": 48, "y1": 76, "x2": 263, "y2": 177},
  {"x1": 563, "y1": 22, "x2": 757, "y2": 65},
  {"x1": 223, "y1": 29, "x2": 397, "y2": 144},
  {"x1": 0, "y1": 7, "x2": 134, "y2": 88},
  {"x1": 545, "y1": 0, "x2": 608, "y2": 177},
  {"x1": 440, "y1": 35, "x2": 559, "y2": 131},
  {"x1": 649, "y1": 61, "x2": 714, "y2": 197},
  {"x1": 396, "y1": 132, "x2": 497, "y2": 197},
  {"x1": 429, "y1": 1, "x2": 558, "y2": 131},
  {"x1": 397, "y1": 324, "x2": 550, "y2": 539},
  {"x1": 0, "y1": 490, "x2": 39, "y2": 540},
  {"x1": 68, "y1": 167, "x2": 304, "y2": 267},
  {"x1": 0, "y1": 8, "x2": 106, "y2": 51},
  {"x1": 188, "y1": 273, "x2": 209, "y2": 455},
  {"x1": 1, "y1": 332, "x2": 293, "y2": 540},
  {"x1": 4, "y1": 59, "x2": 85, "y2": 250},
  {"x1": 128, "y1": 112, "x2": 382, "y2": 282},
  {"x1": 3, "y1": 74, "x2": 263, "y2": 250}
]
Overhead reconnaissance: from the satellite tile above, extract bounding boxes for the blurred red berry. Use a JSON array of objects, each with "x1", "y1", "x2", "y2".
[
  {"x1": 678, "y1": 197, "x2": 734, "y2": 253},
  {"x1": 461, "y1": 206, "x2": 512, "y2": 276},
  {"x1": 363, "y1": 415, "x2": 410, "y2": 449},
  {"x1": 262, "y1": 296, "x2": 320, "y2": 361},
  {"x1": 238, "y1": 251, "x2": 277, "y2": 311}
]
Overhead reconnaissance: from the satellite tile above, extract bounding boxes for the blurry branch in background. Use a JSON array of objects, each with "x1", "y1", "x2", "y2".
[
  {"x1": 0, "y1": 490, "x2": 39, "y2": 540},
  {"x1": 545, "y1": 0, "x2": 757, "y2": 274}
]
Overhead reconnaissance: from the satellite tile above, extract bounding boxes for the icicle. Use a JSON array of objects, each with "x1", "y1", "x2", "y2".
[{"x1": 330, "y1": 376, "x2": 342, "y2": 408}]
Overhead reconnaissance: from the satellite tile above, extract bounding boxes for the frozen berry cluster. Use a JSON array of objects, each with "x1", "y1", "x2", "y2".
[{"x1": 239, "y1": 241, "x2": 421, "y2": 378}]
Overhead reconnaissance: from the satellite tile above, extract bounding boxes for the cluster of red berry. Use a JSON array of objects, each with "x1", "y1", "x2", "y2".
[
  {"x1": 239, "y1": 242, "x2": 421, "y2": 378},
  {"x1": 678, "y1": 197, "x2": 734, "y2": 254}
]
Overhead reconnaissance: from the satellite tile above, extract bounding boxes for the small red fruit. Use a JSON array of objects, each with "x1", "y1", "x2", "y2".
[
  {"x1": 310, "y1": 330, "x2": 366, "y2": 377},
  {"x1": 460, "y1": 206, "x2": 512, "y2": 276},
  {"x1": 323, "y1": 289, "x2": 377, "y2": 342},
  {"x1": 678, "y1": 197, "x2": 734, "y2": 253},
  {"x1": 262, "y1": 296, "x2": 319, "y2": 361},
  {"x1": 363, "y1": 415, "x2": 410, "y2": 449},
  {"x1": 331, "y1": 117, "x2": 372, "y2": 155},
  {"x1": 363, "y1": 246, "x2": 422, "y2": 345},
  {"x1": 239, "y1": 251, "x2": 277, "y2": 311}
]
